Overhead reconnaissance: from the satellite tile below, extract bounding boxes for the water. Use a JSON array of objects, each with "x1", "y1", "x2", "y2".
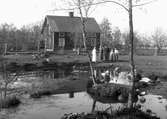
[
  {"x1": 141, "y1": 94, "x2": 167, "y2": 119},
  {"x1": 1, "y1": 92, "x2": 118, "y2": 119},
  {"x1": 1, "y1": 66, "x2": 167, "y2": 119},
  {"x1": 1, "y1": 92, "x2": 167, "y2": 119}
]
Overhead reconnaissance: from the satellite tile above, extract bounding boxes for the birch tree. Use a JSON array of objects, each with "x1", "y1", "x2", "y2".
[
  {"x1": 61, "y1": 0, "x2": 99, "y2": 85},
  {"x1": 100, "y1": 0, "x2": 157, "y2": 108},
  {"x1": 57, "y1": 0, "x2": 157, "y2": 108}
]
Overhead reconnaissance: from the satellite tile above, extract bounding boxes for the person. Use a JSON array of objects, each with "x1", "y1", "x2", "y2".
[
  {"x1": 104, "y1": 46, "x2": 107, "y2": 61},
  {"x1": 100, "y1": 46, "x2": 104, "y2": 61},
  {"x1": 107, "y1": 47, "x2": 110, "y2": 61},
  {"x1": 109, "y1": 48, "x2": 113, "y2": 61},
  {"x1": 115, "y1": 48, "x2": 119, "y2": 61},
  {"x1": 105, "y1": 47, "x2": 110, "y2": 61},
  {"x1": 92, "y1": 47, "x2": 97, "y2": 62},
  {"x1": 77, "y1": 48, "x2": 80, "y2": 55},
  {"x1": 111, "y1": 48, "x2": 116, "y2": 62}
]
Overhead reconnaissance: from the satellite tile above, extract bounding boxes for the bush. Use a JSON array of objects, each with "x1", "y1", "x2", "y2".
[
  {"x1": 0, "y1": 95, "x2": 21, "y2": 108},
  {"x1": 113, "y1": 107, "x2": 160, "y2": 119},
  {"x1": 61, "y1": 108, "x2": 160, "y2": 119}
]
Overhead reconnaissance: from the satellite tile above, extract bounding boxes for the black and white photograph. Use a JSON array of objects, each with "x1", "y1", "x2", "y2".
[{"x1": 0, "y1": 0, "x2": 167, "y2": 119}]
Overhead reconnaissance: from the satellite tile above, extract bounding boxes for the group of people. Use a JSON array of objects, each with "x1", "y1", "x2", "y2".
[
  {"x1": 91, "y1": 46, "x2": 119, "y2": 62},
  {"x1": 100, "y1": 47, "x2": 119, "y2": 62}
]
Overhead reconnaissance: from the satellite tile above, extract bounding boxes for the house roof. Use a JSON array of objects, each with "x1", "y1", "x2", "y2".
[{"x1": 41, "y1": 15, "x2": 101, "y2": 33}]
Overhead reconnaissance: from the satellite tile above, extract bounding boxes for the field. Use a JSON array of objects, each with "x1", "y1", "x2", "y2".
[
  {"x1": 119, "y1": 55, "x2": 167, "y2": 77},
  {"x1": 2, "y1": 54, "x2": 167, "y2": 77}
]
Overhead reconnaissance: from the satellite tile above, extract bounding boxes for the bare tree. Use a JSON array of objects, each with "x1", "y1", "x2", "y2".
[
  {"x1": 100, "y1": 18, "x2": 112, "y2": 47},
  {"x1": 0, "y1": 61, "x2": 18, "y2": 100},
  {"x1": 60, "y1": 0, "x2": 99, "y2": 85},
  {"x1": 56, "y1": 0, "x2": 157, "y2": 108},
  {"x1": 152, "y1": 28, "x2": 167, "y2": 55},
  {"x1": 112, "y1": 27, "x2": 121, "y2": 48},
  {"x1": 122, "y1": 31, "x2": 140, "y2": 52},
  {"x1": 100, "y1": 0, "x2": 157, "y2": 108}
]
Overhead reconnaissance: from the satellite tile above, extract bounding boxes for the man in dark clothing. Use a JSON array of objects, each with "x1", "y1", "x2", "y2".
[{"x1": 106, "y1": 47, "x2": 110, "y2": 61}]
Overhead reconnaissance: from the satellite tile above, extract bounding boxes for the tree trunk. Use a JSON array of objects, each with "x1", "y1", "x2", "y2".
[
  {"x1": 128, "y1": 0, "x2": 135, "y2": 108},
  {"x1": 78, "y1": 5, "x2": 96, "y2": 85},
  {"x1": 82, "y1": 20, "x2": 96, "y2": 85}
]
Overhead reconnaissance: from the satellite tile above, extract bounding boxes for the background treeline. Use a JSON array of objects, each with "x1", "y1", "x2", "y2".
[
  {"x1": 0, "y1": 18, "x2": 167, "y2": 55},
  {"x1": 99, "y1": 18, "x2": 167, "y2": 55},
  {"x1": 0, "y1": 22, "x2": 43, "y2": 54}
]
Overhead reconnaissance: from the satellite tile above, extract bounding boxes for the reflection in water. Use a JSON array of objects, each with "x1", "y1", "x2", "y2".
[
  {"x1": 91, "y1": 100, "x2": 96, "y2": 112},
  {"x1": 7, "y1": 65, "x2": 89, "y2": 92},
  {"x1": 1, "y1": 92, "x2": 124, "y2": 119},
  {"x1": 1, "y1": 66, "x2": 167, "y2": 119},
  {"x1": 1, "y1": 88, "x2": 167, "y2": 119}
]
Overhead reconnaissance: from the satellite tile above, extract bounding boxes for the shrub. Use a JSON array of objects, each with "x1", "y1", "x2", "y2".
[
  {"x1": 0, "y1": 95, "x2": 21, "y2": 108},
  {"x1": 113, "y1": 107, "x2": 160, "y2": 119}
]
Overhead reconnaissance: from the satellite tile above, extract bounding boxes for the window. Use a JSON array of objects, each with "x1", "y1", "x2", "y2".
[{"x1": 59, "y1": 38, "x2": 65, "y2": 47}]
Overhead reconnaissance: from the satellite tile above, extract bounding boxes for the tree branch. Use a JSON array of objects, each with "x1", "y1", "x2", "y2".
[
  {"x1": 100, "y1": 0, "x2": 129, "y2": 12},
  {"x1": 132, "y1": 0, "x2": 158, "y2": 7},
  {"x1": 50, "y1": 0, "x2": 129, "y2": 12}
]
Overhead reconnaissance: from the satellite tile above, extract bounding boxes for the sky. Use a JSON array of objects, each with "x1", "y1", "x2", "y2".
[{"x1": 0, "y1": 0, "x2": 166, "y2": 35}]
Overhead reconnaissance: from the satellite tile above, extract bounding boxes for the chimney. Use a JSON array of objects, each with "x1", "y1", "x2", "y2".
[{"x1": 69, "y1": 12, "x2": 74, "y2": 17}]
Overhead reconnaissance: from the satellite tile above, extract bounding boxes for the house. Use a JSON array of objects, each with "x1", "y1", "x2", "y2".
[{"x1": 41, "y1": 12, "x2": 101, "y2": 53}]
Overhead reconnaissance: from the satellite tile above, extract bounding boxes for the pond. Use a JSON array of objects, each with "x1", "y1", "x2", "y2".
[{"x1": 0, "y1": 65, "x2": 167, "y2": 119}]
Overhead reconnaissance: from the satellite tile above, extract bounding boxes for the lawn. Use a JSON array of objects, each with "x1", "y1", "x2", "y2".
[
  {"x1": 2, "y1": 54, "x2": 167, "y2": 77},
  {"x1": 118, "y1": 55, "x2": 167, "y2": 77}
]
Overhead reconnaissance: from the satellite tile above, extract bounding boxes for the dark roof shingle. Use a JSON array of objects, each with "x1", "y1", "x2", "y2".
[{"x1": 42, "y1": 15, "x2": 101, "y2": 33}]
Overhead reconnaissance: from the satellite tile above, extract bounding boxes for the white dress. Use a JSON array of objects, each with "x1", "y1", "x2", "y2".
[
  {"x1": 109, "y1": 50, "x2": 113, "y2": 60},
  {"x1": 92, "y1": 48, "x2": 96, "y2": 62}
]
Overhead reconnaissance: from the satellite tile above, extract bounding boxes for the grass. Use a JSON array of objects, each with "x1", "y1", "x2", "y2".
[
  {"x1": 116, "y1": 55, "x2": 167, "y2": 77},
  {"x1": 149, "y1": 81, "x2": 167, "y2": 98},
  {"x1": 3, "y1": 54, "x2": 167, "y2": 76},
  {"x1": 29, "y1": 73, "x2": 90, "y2": 98}
]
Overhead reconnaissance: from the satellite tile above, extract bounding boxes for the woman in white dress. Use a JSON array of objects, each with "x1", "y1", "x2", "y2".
[{"x1": 92, "y1": 47, "x2": 96, "y2": 62}]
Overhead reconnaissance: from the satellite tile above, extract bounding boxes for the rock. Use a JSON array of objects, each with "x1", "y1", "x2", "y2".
[
  {"x1": 140, "y1": 77, "x2": 151, "y2": 83},
  {"x1": 46, "y1": 58, "x2": 50, "y2": 62},
  {"x1": 146, "y1": 109, "x2": 152, "y2": 114},
  {"x1": 140, "y1": 97, "x2": 146, "y2": 103},
  {"x1": 136, "y1": 104, "x2": 142, "y2": 109},
  {"x1": 158, "y1": 96, "x2": 162, "y2": 100},
  {"x1": 139, "y1": 91, "x2": 146, "y2": 96},
  {"x1": 156, "y1": 78, "x2": 161, "y2": 83}
]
